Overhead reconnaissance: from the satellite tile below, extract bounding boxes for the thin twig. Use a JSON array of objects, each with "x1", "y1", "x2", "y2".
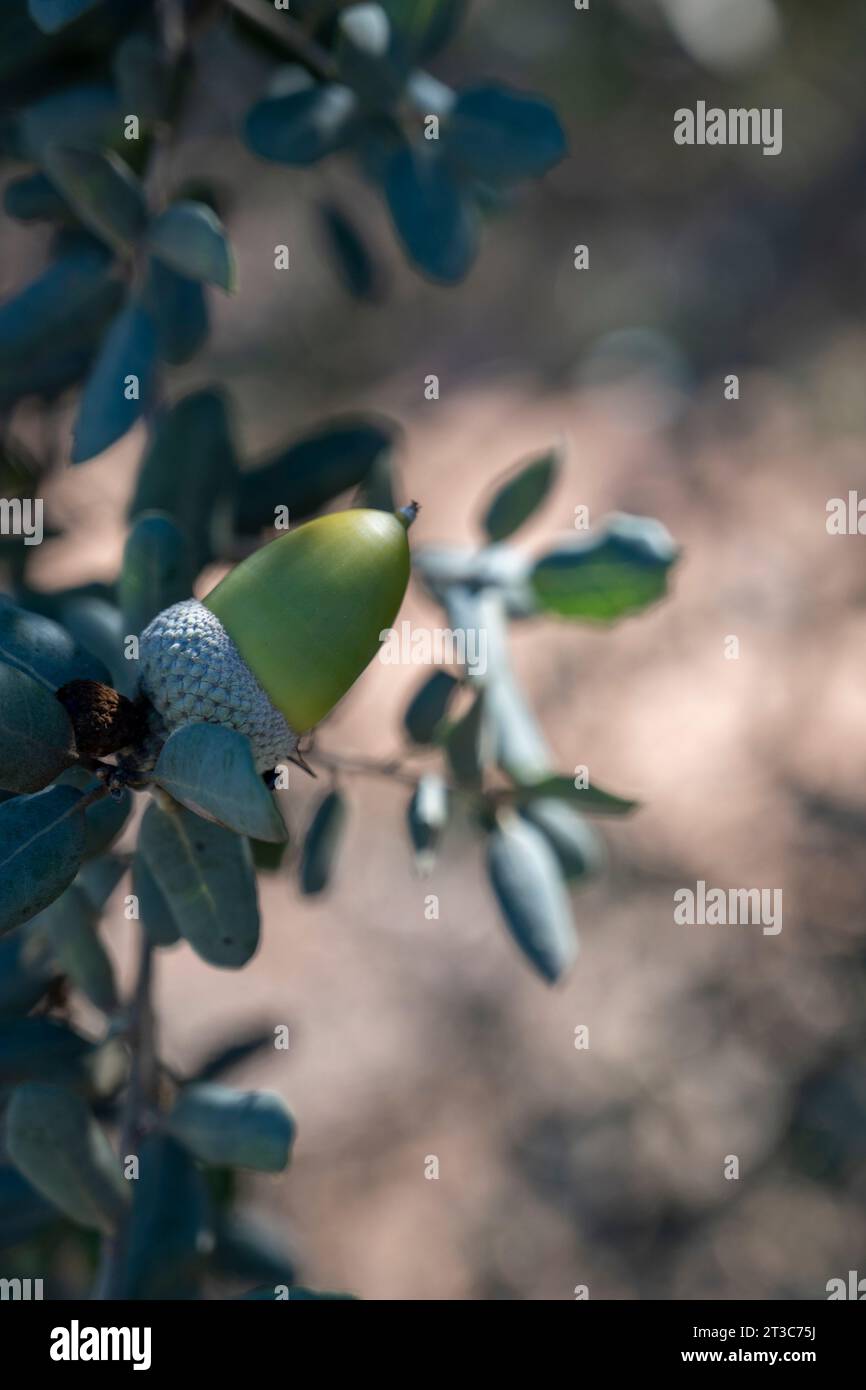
[
  {"x1": 222, "y1": 0, "x2": 337, "y2": 81},
  {"x1": 94, "y1": 932, "x2": 155, "y2": 1300}
]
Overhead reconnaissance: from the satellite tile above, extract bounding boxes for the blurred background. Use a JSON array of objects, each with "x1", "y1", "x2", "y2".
[{"x1": 3, "y1": 0, "x2": 866, "y2": 1298}]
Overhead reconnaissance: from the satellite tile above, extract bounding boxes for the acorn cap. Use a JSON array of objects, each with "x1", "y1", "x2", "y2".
[{"x1": 203, "y1": 508, "x2": 412, "y2": 733}]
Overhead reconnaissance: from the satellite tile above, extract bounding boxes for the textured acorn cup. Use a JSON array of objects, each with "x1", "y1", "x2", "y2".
[{"x1": 204, "y1": 506, "x2": 415, "y2": 733}]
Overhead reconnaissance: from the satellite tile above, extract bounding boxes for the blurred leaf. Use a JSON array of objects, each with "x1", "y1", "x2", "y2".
[
  {"x1": 530, "y1": 514, "x2": 679, "y2": 622},
  {"x1": 71, "y1": 302, "x2": 157, "y2": 464},
  {"x1": 444, "y1": 85, "x2": 566, "y2": 184},
  {"x1": 4, "y1": 170, "x2": 71, "y2": 222},
  {"x1": 120, "y1": 511, "x2": 193, "y2": 637},
  {"x1": 487, "y1": 673, "x2": 551, "y2": 785},
  {"x1": 481, "y1": 447, "x2": 561, "y2": 542},
  {"x1": 193, "y1": 1031, "x2": 275, "y2": 1083},
  {"x1": 19, "y1": 84, "x2": 122, "y2": 161},
  {"x1": 152, "y1": 724, "x2": 288, "y2": 844},
  {"x1": 406, "y1": 772, "x2": 448, "y2": 874},
  {"x1": 404, "y1": 669, "x2": 458, "y2": 744},
  {"x1": 383, "y1": 142, "x2": 478, "y2": 283},
  {"x1": 0, "y1": 1016, "x2": 95, "y2": 1086},
  {"x1": 0, "y1": 596, "x2": 111, "y2": 690},
  {"x1": 520, "y1": 799, "x2": 604, "y2": 883},
  {"x1": 148, "y1": 200, "x2": 235, "y2": 292},
  {"x1": 76, "y1": 852, "x2": 127, "y2": 912},
  {"x1": 236, "y1": 416, "x2": 396, "y2": 533},
  {"x1": 0, "y1": 664, "x2": 77, "y2": 793},
  {"x1": 58, "y1": 768, "x2": 131, "y2": 858},
  {"x1": 166, "y1": 1083, "x2": 295, "y2": 1172},
  {"x1": 113, "y1": 29, "x2": 175, "y2": 123},
  {"x1": 383, "y1": 0, "x2": 467, "y2": 59},
  {"x1": 144, "y1": 257, "x2": 209, "y2": 365},
  {"x1": 121, "y1": 1134, "x2": 212, "y2": 1300},
  {"x1": 299, "y1": 789, "x2": 347, "y2": 896},
  {"x1": 0, "y1": 786, "x2": 85, "y2": 936},
  {"x1": 130, "y1": 389, "x2": 237, "y2": 570},
  {"x1": 251, "y1": 837, "x2": 288, "y2": 873},
  {"x1": 42, "y1": 145, "x2": 148, "y2": 253},
  {"x1": 244, "y1": 83, "x2": 357, "y2": 166},
  {"x1": 139, "y1": 798, "x2": 260, "y2": 969},
  {"x1": 28, "y1": 0, "x2": 100, "y2": 32},
  {"x1": 358, "y1": 447, "x2": 397, "y2": 511},
  {"x1": 212, "y1": 1213, "x2": 296, "y2": 1288},
  {"x1": 31, "y1": 882, "x2": 117, "y2": 1013},
  {"x1": 58, "y1": 593, "x2": 130, "y2": 695},
  {"x1": 0, "y1": 927, "x2": 55, "y2": 1019},
  {"x1": 507, "y1": 774, "x2": 636, "y2": 816},
  {"x1": 0, "y1": 244, "x2": 118, "y2": 378},
  {"x1": 336, "y1": 4, "x2": 407, "y2": 108},
  {"x1": 132, "y1": 850, "x2": 180, "y2": 948},
  {"x1": 486, "y1": 813, "x2": 577, "y2": 983},
  {"x1": 0, "y1": 1165, "x2": 58, "y2": 1250},
  {"x1": 319, "y1": 201, "x2": 381, "y2": 300},
  {"x1": 444, "y1": 686, "x2": 490, "y2": 789},
  {"x1": 5, "y1": 1081, "x2": 129, "y2": 1233}
]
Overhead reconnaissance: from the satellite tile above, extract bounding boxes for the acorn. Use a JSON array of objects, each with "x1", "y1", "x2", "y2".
[{"x1": 137, "y1": 505, "x2": 417, "y2": 772}]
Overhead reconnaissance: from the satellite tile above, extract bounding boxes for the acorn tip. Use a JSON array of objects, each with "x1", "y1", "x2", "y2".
[{"x1": 397, "y1": 500, "x2": 420, "y2": 530}]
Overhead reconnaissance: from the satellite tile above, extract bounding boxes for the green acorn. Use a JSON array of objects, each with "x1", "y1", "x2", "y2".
[{"x1": 137, "y1": 505, "x2": 416, "y2": 772}]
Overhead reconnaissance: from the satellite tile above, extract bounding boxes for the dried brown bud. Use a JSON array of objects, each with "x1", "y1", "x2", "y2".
[{"x1": 55, "y1": 680, "x2": 147, "y2": 760}]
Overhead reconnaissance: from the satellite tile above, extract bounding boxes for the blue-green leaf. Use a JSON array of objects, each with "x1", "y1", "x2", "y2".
[
  {"x1": 444, "y1": 687, "x2": 491, "y2": 789},
  {"x1": 5, "y1": 1082, "x2": 129, "y2": 1233},
  {"x1": 139, "y1": 798, "x2": 260, "y2": 969},
  {"x1": 383, "y1": 0, "x2": 467, "y2": 59},
  {"x1": 148, "y1": 201, "x2": 235, "y2": 292},
  {"x1": 337, "y1": 4, "x2": 407, "y2": 108},
  {"x1": 0, "y1": 786, "x2": 85, "y2": 936},
  {"x1": 482, "y1": 447, "x2": 561, "y2": 542},
  {"x1": 0, "y1": 928, "x2": 56, "y2": 1019},
  {"x1": 530, "y1": 514, "x2": 679, "y2": 622},
  {"x1": 42, "y1": 145, "x2": 148, "y2": 252},
  {"x1": 120, "y1": 1135, "x2": 212, "y2": 1300},
  {"x1": 132, "y1": 851, "x2": 181, "y2": 948},
  {"x1": 71, "y1": 303, "x2": 157, "y2": 464},
  {"x1": 319, "y1": 201, "x2": 381, "y2": 300},
  {"x1": 19, "y1": 83, "x2": 122, "y2": 162},
  {"x1": 120, "y1": 511, "x2": 193, "y2": 638},
  {"x1": 57, "y1": 768, "x2": 131, "y2": 859},
  {"x1": 4, "y1": 171, "x2": 71, "y2": 222},
  {"x1": 0, "y1": 245, "x2": 118, "y2": 377},
  {"x1": 519, "y1": 799, "x2": 604, "y2": 883},
  {"x1": 144, "y1": 257, "x2": 210, "y2": 365},
  {"x1": 383, "y1": 143, "x2": 478, "y2": 283},
  {"x1": 30, "y1": 882, "x2": 118, "y2": 1013},
  {"x1": 28, "y1": 0, "x2": 100, "y2": 34},
  {"x1": 244, "y1": 84, "x2": 357, "y2": 166},
  {"x1": 166, "y1": 1083, "x2": 295, "y2": 1172},
  {"x1": 0, "y1": 596, "x2": 111, "y2": 690},
  {"x1": 444, "y1": 85, "x2": 566, "y2": 184},
  {"x1": 299, "y1": 790, "x2": 347, "y2": 896},
  {"x1": 236, "y1": 417, "x2": 396, "y2": 533},
  {"x1": 130, "y1": 389, "x2": 238, "y2": 570},
  {"x1": 0, "y1": 1016, "x2": 95, "y2": 1086},
  {"x1": 0, "y1": 664, "x2": 77, "y2": 793},
  {"x1": 404, "y1": 670, "x2": 458, "y2": 744},
  {"x1": 487, "y1": 813, "x2": 577, "y2": 983},
  {"x1": 151, "y1": 724, "x2": 288, "y2": 844}
]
